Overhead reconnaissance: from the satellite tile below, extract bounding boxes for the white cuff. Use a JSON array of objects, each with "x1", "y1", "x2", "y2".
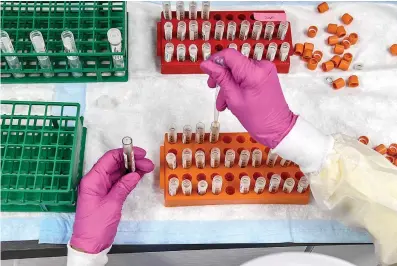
[
  {"x1": 273, "y1": 117, "x2": 334, "y2": 173},
  {"x1": 67, "y1": 241, "x2": 111, "y2": 266}
]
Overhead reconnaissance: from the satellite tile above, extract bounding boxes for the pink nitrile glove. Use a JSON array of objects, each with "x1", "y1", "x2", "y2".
[
  {"x1": 200, "y1": 48, "x2": 298, "y2": 148},
  {"x1": 70, "y1": 147, "x2": 154, "y2": 254}
]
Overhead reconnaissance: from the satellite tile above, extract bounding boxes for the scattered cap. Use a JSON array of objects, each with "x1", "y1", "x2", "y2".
[{"x1": 107, "y1": 28, "x2": 122, "y2": 45}]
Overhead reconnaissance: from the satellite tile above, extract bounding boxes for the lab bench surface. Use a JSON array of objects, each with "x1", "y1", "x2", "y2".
[{"x1": 1, "y1": 241, "x2": 371, "y2": 260}]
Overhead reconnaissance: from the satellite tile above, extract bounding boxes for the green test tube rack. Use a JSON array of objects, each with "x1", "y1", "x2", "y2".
[
  {"x1": 0, "y1": 1, "x2": 128, "y2": 84},
  {"x1": 0, "y1": 100, "x2": 87, "y2": 212}
]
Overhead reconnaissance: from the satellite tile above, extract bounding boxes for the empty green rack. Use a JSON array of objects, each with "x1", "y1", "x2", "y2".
[
  {"x1": 1, "y1": 100, "x2": 87, "y2": 212},
  {"x1": 0, "y1": 1, "x2": 128, "y2": 84}
]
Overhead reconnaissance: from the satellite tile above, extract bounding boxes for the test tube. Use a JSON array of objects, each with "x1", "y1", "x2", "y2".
[
  {"x1": 189, "y1": 20, "x2": 198, "y2": 40},
  {"x1": 297, "y1": 176, "x2": 309, "y2": 193},
  {"x1": 283, "y1": 177, "x2": 295, "y2": 193},
  {"x1": 166, "y1": 152, "x2": 177, "y2": 169},
  {"x1": 177, "y1": 44, "x2": 186, "y2": 62},
  {"x1": 277, "y1": 21, "x2": 289, "y2": 40},
  {"x1": 251, "y1": 21, "x2": 263, "y2": 40},
  {"x1": 195, "y1": 150, "x2": 206, "y2": 168},
  {"x1": 269, "y1": 174, "x2": 281, "y2": 193},
  {"x1": 280, "y1": 158, "x2": 292, "y2": 167},
  {"x1": 264, "y1": 22, "x2": 275, "y2": 40},
  {"x1": 168, "y1": 123, "x2": 177, "y2": 143},
  {"x1": 210, "y1": 147, "x2": 221, "y2": 168},
  {"x1": 201, "y1": 1, "x2": 211, "y2": 20},
  {"x1": 29, "y1": 30, "x2": 53, "y2": 78},
  {"x1": 254, "y1": 177, "x2": 266, "y2": 194},
  {"x1": 266, "y1": 150, "x2": 278, "y2": 167},
  {"x1": 162, "y1": 1, "x2": 172, "y2": 20},
  {"x1": 212, "y1": 175, "x2": 223, "y2": 195},
  {"x1": 227, "y1": 21, "x2": 237, "y2": 41},
  {"x1": 176, "y1": 1, "x2": 185, "y2": 20},
  {"x1": 214, "y1": 21, "x2": 225, "y2": 40},
  {"x1": 240, "y1": 176, "x2": 251, "y2": 194},
  {"x1": 189, "y1": 44, "x2": 198, "y2": 62},
  {"x1": 209, "y1": 121, "x2": 220, "y2": 143},
  {"x1": 195, "y1": 122, "x2": 205, "y2": 143},
  {"x1": 164, "y1": 22, "x2": 173, "y2": 41},
  {"x1": 198, "y1": 180, "x2": 208, "y2": 195},
  {"x1": 177, "y1": 21, "x2": 187, "y2": 41},
  {"x1": 182, "y1": 124, "x2": 192, "y2": 143},
  {"x1": 241, "y1": 43, "x2": 251, "y2": 58},
  {"x1": 169, "y1": 177, "x2": 179, "y2": 196},
  {"x1": 279, "y1": 42, "x2": 290, "y2": 62},
  {"x1": 182, "y1": 179, "x2": 192, "y2": 196},
  {"x1": 107, "y1": 28, "x2": 125, "y2": 76},
  {"x1": 238, "y1": 150, "x2": 250, "y2": 168},
  {"x1": 202, "y1": 21, "x2": 211, "y2": 41},
  {"x1": 164, "y1": 43, "x2": 174, "y2": 62},
  {"x1": 0, "y1": 31, "x2": 25, "y2": 78},
  {"x1": 224, "y1": 149, "x2": 235, "y2": 168},
  {"x1": 266, "y1": 42, "x2": 277, "y2": 62},
  {"x1": 251, "y1": 149, "x2": 262, "y2": 167},
  {"x1": 61, "y1": 30, "x2": 83, "y2": 78},
  {"x1": 229, "y1": 43, "x2": 238, "y2": 51},
  {"x1": 253, "y1": 43, "x2": 264, "y2": 61},
  {"x1": 189, "y1": 1, "x2": 197, "y2": 20},
  {"x1": 122, "y1": 136, "x2": 136, "y2": 172},
  {"x1": 182, "y1": 148, "x2": 193, "y2": 169},
  {"x1": 202, "y1": 43, "x2": 211, "y2": 60},
  {"x1": 239, "y1": 20, "x2": 250, "y2": 40}
]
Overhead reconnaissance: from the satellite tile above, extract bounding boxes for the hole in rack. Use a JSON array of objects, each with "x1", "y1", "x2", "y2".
[
  {"x1": 222, "y1": 136, "x2": 232, "y2": 144},
  {"x1": 267, "y1": 172, "x2": 275, "y2": 179},
  {"x1": 168, "y1": 149, "x2": 177, "y2": 155},
  {"x1": 215, "y1": 44, "x2": 223, "y2": 51},
  {"x1": 281, "y1": 172, "x2": 291, "y2": 180},
  {"x1": 238, "y1": 14, "x2": 246, "y2": 20},
  {"x1": 182, "y1": 174, "x2": 192, "y2": 181},
  {"x1": 264, "y1": 147, "x2": 271, "y2": 154},
  {"x1": 253, "y1": 172, "x2": 263, "y2": 180},
  {"x1": 226, "y1": 186, "x2": 235, "y2": 195},
  {"x1": 295, "y1": 171, "x2": 305, "y2": 179},
  {"x1": 250, "y1": 14, "x2": 255, "y2": 20},
  {"x1": 236, "y1": 135, "x2": 246, "y2": 143},
  {"x1": 225, "y1": 173, "x2": 234, "y2": 181},
  {"x1": 249, "y1": 137, "x2": 257, "y2": 143},
  {"x1": 211, "y1": 173, "x2": 219, "y2": 179},
  {"x1": 226, "y1": 14, "x2": 234, "y2": 20},
  {"x1": 239, "y1": 172, "x2": 248, "y2": 179},
  {"x1": 214, "y1": 14, "x2": 222, "y2": 20},
  {"x1": 197, "y1": 173, "x2": 206, "y2": 181}
]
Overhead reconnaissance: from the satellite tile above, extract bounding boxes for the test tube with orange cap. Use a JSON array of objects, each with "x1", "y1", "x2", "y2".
[
  {"x1": 307, "y1": 26, "x2": 318, "y2": 38},
  {"x1": 317, "y1": 2, "x2": 329, "y2": 13},
  {"x1": 387, "y1": 144, "x2": 397, "y2": 156},
  {"x1": 375, "y1": 144, "x2": 387, "y2": 155},
  {"x1": 358, "y1": 136, "x2": 369, "y2": 145},
  {"x1": 347, "y1": 75, "x2": 359, "y2": 87},
  {"x1": 341, "y1": 13, "x2": 354, "y2": 25},
  {"x1": 332, "y1": 78, "x2": 345, "y2": 90}
]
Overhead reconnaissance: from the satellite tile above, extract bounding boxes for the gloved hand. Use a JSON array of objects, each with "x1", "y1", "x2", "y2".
[
  {"x1": 70, "y1": 148, "x2": 154, "y2": 254},
  {"x1": 200, "y1": 48, "x2": 297, "y2": 148}
]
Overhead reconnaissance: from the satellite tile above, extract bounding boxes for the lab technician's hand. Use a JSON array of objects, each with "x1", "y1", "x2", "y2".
[
  {"x1": 70, "y1": 148, "x2": 154, "y2": 254},
  {"x1": 200, "y1": 48, "x2": 297, "y2": 148}
]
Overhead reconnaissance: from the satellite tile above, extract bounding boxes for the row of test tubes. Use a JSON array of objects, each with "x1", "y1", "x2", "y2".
[
  {"x1": 0, "y1": 28, "x2": 125, "y2": 78},
  {"x1": 164, "y1": 41, "x2": 291, "y2": 63},
  {"x1": 164, "y1": 20, "x2": 289, "y2": 42},
  {"x1": 168, "y1": 122, "x2": 221, "y2": 144},
  {"x1": 168, "y1": 173, "x2": 309, "y2": 196},
  {"x1": 162, "y1": 1, "x2": 211, "y2": 21}
]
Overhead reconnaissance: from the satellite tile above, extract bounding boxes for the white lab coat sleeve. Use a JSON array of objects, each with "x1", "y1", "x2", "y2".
[
  {"x1": 67, "y1": 242, "x2": 111, "y2": 266},
  {"x1": 273, "y1": 116, "x2": 397, "y2": 265}
]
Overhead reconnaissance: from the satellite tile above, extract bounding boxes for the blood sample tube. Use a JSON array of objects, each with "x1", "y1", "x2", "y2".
[
  {"x1": 283, "y1": 177, "x2": 295, "y2": 193},
  {"x1": 212, "y1": 175, "x2": 223, "y2": 195},
  {"x1": 122, "y1": 136, "x2": 135, "y2": 172},
  {"x1": 269, "y1": 174, "x2": 281, "y2": 193},
  {"x1": 168, "y1": 177, "x2": 179, "y2": 196},
  {"x1": 189, "y1": 20, "x2": 198, "y2": 40},
  {"x1": 277, "y1": 21, "x2": 288, "y2": 40},
  {"x1": 252, "y1": 21, "x2": 263, "y2": 40},
  {"x1": 189, "y1": 44, "x2": 198, "y2": 62},
  {"x1": 189, "y1": 1, "x2": 197, "y2": 19},
  {"x1": 177, "y1": 44, "x2": 186, "y2": 62},
  {"x1": 264, "y1": 22, "x2": 275, "y2": 40},
  {"x1": 168, "y1": 123, "x2": 177, "y2": 143},
  {"x1": 202, "y1": 21, "x2": 211, "y2": 41},
  {"x1": 164, "y1": 43, "x2": 174, "y2": 62},
  {"x1": 201, "y1": 1, "x2": 211, "y2": 20},
  {"x1": 229, "y1": 43, "x2": 238, "y2": 50},
  {"x1": 297, "y1": 176, "x2": 309, "y2": 193},
  {"x1": 240, "y1": 176, "x2": 251, "y2": 194},
  {"x1": 162, "y1": 1, "x2": 172, "y2": 20},
  {"x1": 177, "y1": 21, "x2": 186, "y2": 41},
  {"x1": 166, "y1": 152, "x2": 177, "y2": 169},
  {"x1": 225, "y1": 149, "x2": 236, "y2": 168},
  {"x1": 214, "y1": 20, "x2": 225, "y2": 40},
  {"x1": 164, "y1": 22, "x2": 173, "y2": 41},
  {"x1": 241, "y1": 43, "x2": 251, "y2": 58},
  {"x1": 195, "y1": 122, "x2": 205, "y2": 143},
  {"x1": 182, "y1": 148, "x2": 193, "y2": 169},
  {"x1": 266, "y1": 42, "x2": 277, "y2": 62},
  {"x1": 182, "y1": 179, "x2": 192, "y2": 196},
  {"x1": 227, "y1": 21, "x2": 237, "y2": 41},
  {"x1": 198, "y1": 180, "x2": 208, "y2": 195},
  {"x1": 195, "y1": 150, "x2": 205, "y2": 169},
  {"x1": 239, "y1": 20, "x2": 250, "y2": 40},
  {"x1": 251, "y1": 149, "x2": 262, "y2": 167},
  {"x1": 202, "y1": 42, "x2": 211, "y2": 60},
  {"x1": 238, "y1": 150, "x2": 250, "y2": 168},
  {"x1": 182, "y1": 125, "x2": 192, "y2": 143},
  {"x1": 254, "y1": 177, "x2": 266, "y2": 194},
  {"x1": 210, "y1": 147, "x2": 221, "y2": 168},
  {"x1": 266, "y1": 150, "x2": 278, "y2": 167},
  {"x1": 209, "y1": 121, "x2": 220, "y2": 143},
  {"x1": 279, "y1": 42, "x2": 290, "y2": 62},
  {"x1": 176, "y1": 1, "x2": 185, "y2": 20},
  {"x1": 253, "y1": 43, "x2": 264, "y2": 61}
]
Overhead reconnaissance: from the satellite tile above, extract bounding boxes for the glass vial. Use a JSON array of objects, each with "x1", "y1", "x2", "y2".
[
  {"x1": 214, "y1": 20, "x2": 225, "y2": 40},
  {"x1": 239, "y1": 20, "x2": 250, "y2": 40},
  {"x1": 182, "y1": 179, "x2": 192, "y2": 196},
  {"x1": 177, "y1": 21, "x2": 187, "y2": 41},
  {"x1": 182, "y1": 148, "x2": 193, "y2": 169},
  {"x1": 177, "y1": 44, "x2": 186, "y2": 62},
  {"x1": 189, "y1": 44, "x2": 198, "y2": 62},
  {"x1": 225, "y1": 149, "x2": 236, "y2": 168},
  {"x1": 269, "y1": 174, "x2": 281, "y2": 193},
  {"x1": 164, "y1": 43, "x2": 174, "y2": 62},
  {"x1": 201, "y1": 1, "x2": 211, "y2": 20},
  {"x1": 168, "y1": 123, "x2": 177, "y2": 143},
  {"x1": 227, "y1": 21, "x2": 237, "y2": 41},
  {"x1": 212, "y1": 175, "x2": 223, "y2": 195},
  {"x1": 229, "y1": 43, "x2": 238, "y2": 50},
  {"x1": 202, "y1": 42, "x2": 211, "y2": 60},
  {"x1": 164, "y1": 22, "x2": 173, "y2": 41},
  {"x1": 277, "y1": 21, "x2": 289, "y2": 40},
  {"x1": 238, "y1": 150, "x2": 250, "y2": 168},
  {"x1": 266, "y1": 150, "x2": 278, "y2": 167},
  {"x1": 176, "y1": 1, "x2": 185, "y2": 20},
  {"x1": 210, "y1": 147, "x2": 221, "y2": 168},
  {"x1": 264, "y1": 22, "x2": 275, "y2": 40},
  {"x1": 254, "y1": 177, "x2": 266, "y2": 194},
  {"x1": 253, "y1": 43, "x2": 264, "y2": 61},
  {"x1": 189, "y1": 20, "x2": 198, "y2": 40},
  {"x1": 279, "y1": 42, "x2": 290, "y2": 62},
  {"x1": 297, "y1": 176, "x2": 309, "y2": 193},
  {"x1": 283, "y1": 177, "x2": 295, "y2": 193},
  {"x1": 61, "y1": 30, "x2": 83, "y2": 77},
  {"x1": 30, "y1": 30, "x2": 53, "y2": 78},
  {"x1": 166, "y1": 152, "x2": 177, "y2": 169},
  {"x1": 122, "y1": 136, "x2": 135, "y2": 172},
  {"x1": 209, "y1": 121, "x2": 220, "y2": 143},
  {"x1": 169, "y1": 177, "x2": 179, "y2": 196},
  {"x1": 241, "y1": 43, "x2": 251, "y2": 58},
  {"x1": 202, "y1": 21, "x2": 211, "y2": 41},
  {"x1": 251, "y1": 149, "x2": 262, "y2": 167},
  {"x1": 162, "y1": 1, "x2": 172, "y2": 20},
  {"x1": 107, "y1": 28, "x2": 125, "y2": 77},
  {"x1": 0, "y1": 30, "x2": 25, "y2": 78},
  {"x1": 240, "y1": 176, "x2": 251, "y2": 194},
  {"x1": 266, "y1": 42, "x2": 277, "y2": 62},
  {"x1": 182, "y1": 124, "x2": 192, "y2": 143},
  {"x1": 189, "y1": 1, "x2": 197, "y2": 19},
  {"x1": 251, "y1": 21, "x2": 263, "y2": 40},
  {"x1": 198, "y1": 180, "x2": 208, "y2": 195},
  {"x1": 195, "y1": 150, "x2": 205, "y2": 169},
  {"x1": 195, "y1": 122, "x2": 205, "y2": 143}
]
